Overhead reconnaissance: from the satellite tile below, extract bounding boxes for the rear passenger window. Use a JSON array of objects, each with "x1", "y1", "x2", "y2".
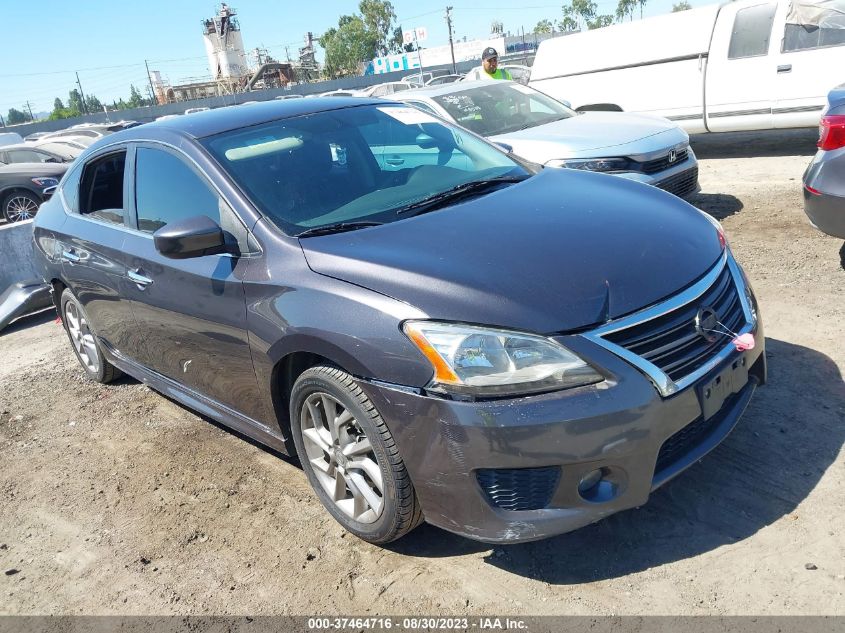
[
  {"x1": 728, "y1": 3, "x2": 777, "y2": 59},
  {"x1": 79, "y1": 152, "x2": 126, "y2": 225},
  {"x1": 783, "y1": 0, "x2": 845, "y2": 52}
]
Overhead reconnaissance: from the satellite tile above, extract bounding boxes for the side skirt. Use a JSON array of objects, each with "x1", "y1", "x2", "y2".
[{"x1": 101, "y1": 343, "x2": 290, "y2": 455}]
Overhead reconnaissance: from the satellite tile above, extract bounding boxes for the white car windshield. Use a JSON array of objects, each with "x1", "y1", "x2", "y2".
[{"x1": 434, "y1": 83, "x2": 575, "y2": 137}]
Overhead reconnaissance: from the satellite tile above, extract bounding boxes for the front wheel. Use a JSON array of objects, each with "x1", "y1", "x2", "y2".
[
  {"x1": 2, "y1": 190, "x2": 40, "y2": 223},
  {"x1": 290, "y1": 365, "x2": 423, "y2": 544}
]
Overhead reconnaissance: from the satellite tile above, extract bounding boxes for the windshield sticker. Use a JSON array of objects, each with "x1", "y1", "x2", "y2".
[{"x1": 378, "y1": 107, "x2": 439, "y2": 125}]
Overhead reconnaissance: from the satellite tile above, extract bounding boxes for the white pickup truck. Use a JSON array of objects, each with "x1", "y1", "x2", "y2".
[{"x1": 529, "y1": 0, "x2": 845, "y2": 133}]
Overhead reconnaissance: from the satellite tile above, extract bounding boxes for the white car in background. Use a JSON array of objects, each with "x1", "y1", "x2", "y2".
[{"x1": 396, "y1": 80, "x2": 700, "y2": 198}]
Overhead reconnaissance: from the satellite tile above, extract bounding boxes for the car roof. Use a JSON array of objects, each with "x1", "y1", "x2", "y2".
[
  {"x1": 394, "y1": 79, "x2": 517, "y2": 100},
  {"x1": 122, "y1": 98, "x2": 387, "y2": 141}
]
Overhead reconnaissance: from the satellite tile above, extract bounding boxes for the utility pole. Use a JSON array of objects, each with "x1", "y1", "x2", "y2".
[
  {"x1": 25, "y1": 101, "x2": 34, "y2": 122},
  {"x1": 76, "y1": 72, "x2": 89, "y2": 115},
  {"x1": 445, "y1": 6, "x2": 457, "y2": 74},
  {"x1": 145, "y1": 60, "x2": 158, "y2": 106}
]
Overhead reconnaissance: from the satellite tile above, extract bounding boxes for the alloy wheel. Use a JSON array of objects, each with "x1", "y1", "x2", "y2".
[
  {"x1": 300, "y1": 392, "x2": 384, "y2": 524},
  {"x1": 65, "y1": 301, "x2": 101, "y2": 374},
  {"x1": 5, "y1": 195, "x2": 38, "y2": 222}
]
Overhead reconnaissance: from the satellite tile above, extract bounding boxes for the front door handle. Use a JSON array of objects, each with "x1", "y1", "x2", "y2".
[
  {"x1": 777, "y1": 64, "x2": 792, "y2": 73},
  {"x1": 61, "y1": 249, "x2": 80, "y2": 264},
  {"x1": 127, "y1": 269, "x2": 154, "y2": 288},
  {"x1": 385, "y1": 157, "x2": 405, "y2": 166}
]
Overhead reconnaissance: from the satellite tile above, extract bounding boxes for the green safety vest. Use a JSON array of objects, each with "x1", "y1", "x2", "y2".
[{"x1": 485, "y1": 68, "x2": 512, "y2": 80}]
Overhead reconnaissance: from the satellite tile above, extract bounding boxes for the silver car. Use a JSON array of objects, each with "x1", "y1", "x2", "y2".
[{"x1": 397, "y1": 81, "x2": 699, "y2": 198}]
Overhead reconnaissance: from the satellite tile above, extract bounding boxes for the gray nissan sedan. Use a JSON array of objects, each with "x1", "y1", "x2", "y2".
[{"x1": 33, "y1": 99, "x2": 765, "y2": 544}]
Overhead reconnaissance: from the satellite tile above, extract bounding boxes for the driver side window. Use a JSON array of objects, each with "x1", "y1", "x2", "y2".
[{"x1": 134, "y1": 147, "x2": 251, "y2": 253}]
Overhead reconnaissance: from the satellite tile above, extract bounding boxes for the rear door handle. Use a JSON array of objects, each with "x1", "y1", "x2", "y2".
[
  {"x1": 385, "y1": 157, "x2": 405, "y2": 166},
  {"x1": 777, "y1": 64, "x2": 792, "y2": 73},
  {"x1": 61, "y1": 249, "x2": 80, "y2": 264},
  {"x1": 127, "y1": 269, "x2": 154, "y2": 288}
]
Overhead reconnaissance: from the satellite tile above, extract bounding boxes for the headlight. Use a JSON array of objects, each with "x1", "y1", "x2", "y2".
[
  {"x1": 545, "y1": 157, "x2": 629, "y2": 172},
  {"x1": 31, "y1": 177, "x2": 59, "y2": 187},
  {"x1": 403, "y1": 321, "x2": 603, "y2": 397}
]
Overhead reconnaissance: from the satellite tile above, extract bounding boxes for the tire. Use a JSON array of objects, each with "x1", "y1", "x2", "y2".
[
  {"x1": 2, "y1": 190, "x2": 41, "y2": 223},
  {"x1": 290, "y1": 365, "x2": 423, "y2": 544},
  {"x1": 60, "y1": 289, "x2": 121, "y2": 384}
]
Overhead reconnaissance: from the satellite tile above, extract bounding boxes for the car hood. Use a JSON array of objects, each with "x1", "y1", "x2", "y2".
[
  {"x1": 299, "y1": 169, "x2": 722, "y2": 334},
  {"x1": 0, "y1": 162, "x2": 69, "y2": 177},
  {"x1": 491, "y1": 112, "x2": 689, "y2": 163}
]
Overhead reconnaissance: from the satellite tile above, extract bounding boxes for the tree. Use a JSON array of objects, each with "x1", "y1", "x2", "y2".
[
  {"x1": 321, "y1": 15, "x2": 379, "y2": 78},
  {"x1": 616, "y1": 0, "x2": 637, "y2": 22},
  {"x1": 127, "y1": 84, "x2": 146, "y2": 108},
  {"x1": 588, "y1": 14, "x2": 614, "y2": 28},
  {"x1": 85, "y1": 94, "x2": 103, "y2": 112},
  {"x1": 534, "y1": 19, "x2": 554, "y2": 34},
  {"x1": 53, "y1": 97, "x2": 65, "y2": 111},
  {"x1": 638, "y1": 0, "x2": 648, "y2": 19},
  {"x1": 672, "y1": 1, "x2": 692, "y2": 10},
  {"x1": 559, "y1": 0, "x2": 597, "y2": 31},
  {"x1": 7, "y1": 108, "x2": 28, "y2": 124},
  {"x1": 68, "y1": 89, "x2": 84, "y2": 114},
  {"x1": 557, "y1": 8, "x2": 580, "y2": 32},
  {"x1": 359, "y1": 0, "x2": 398, "y2": 55}
]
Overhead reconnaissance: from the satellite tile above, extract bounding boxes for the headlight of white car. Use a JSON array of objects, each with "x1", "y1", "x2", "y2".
[
  {"x1": 545, "y1": 157, "x2": 629, "y2": 172},
  {"x1": 403, "y1": 321, "x2": 603, "y2": 397}
]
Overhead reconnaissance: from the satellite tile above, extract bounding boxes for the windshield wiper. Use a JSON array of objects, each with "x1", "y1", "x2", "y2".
[
  {"x1": 296, "y1": 221, "x2": 383, "y2": 238},
  {"x1": 395, "y1": 175, "x2": 528, "y2": 217}
]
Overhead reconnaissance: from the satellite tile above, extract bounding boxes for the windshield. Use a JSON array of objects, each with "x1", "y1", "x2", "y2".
[
  {"x1": 433, "y1": 83, "x2": 576, "y2": 136},
  {"x1": 202, "y1": 104, "x2": 528, "y2": 235}
]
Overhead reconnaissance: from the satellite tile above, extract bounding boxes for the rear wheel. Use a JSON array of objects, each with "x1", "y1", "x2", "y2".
[
  {"x1": 2, "y1": 190, "x2": 40, "y2": 223},
  {"x1": 60, "y1": 289, "x2": 121, "y2": 383},
  {"x1": 290, "y1": 365, "x2": 423, "y2": 544}
]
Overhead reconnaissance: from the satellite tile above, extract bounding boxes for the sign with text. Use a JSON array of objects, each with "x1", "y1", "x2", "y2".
[{"x1": 402, "y1": 27, "x2": 428, "y2": 45}]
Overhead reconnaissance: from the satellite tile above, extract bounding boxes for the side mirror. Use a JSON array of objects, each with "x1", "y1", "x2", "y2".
[
  {"x1": 494, "y1": 141, "x2": 514, "y2": 154},
  {"x1": 415, "y1": 133, "x2": 438, "y2": 149},
  {"x1": 153, "y1": 215, "x2": 228, "y2": 259}
]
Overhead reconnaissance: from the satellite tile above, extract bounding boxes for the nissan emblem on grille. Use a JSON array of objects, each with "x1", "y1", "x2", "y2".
[{"x1": 695, "y1": 306, "x2": 720, "y2": 343}]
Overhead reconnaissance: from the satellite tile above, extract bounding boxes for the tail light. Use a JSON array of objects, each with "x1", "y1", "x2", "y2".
[{"x1": 818, "y1": 115, "x2": 845, "y2": 151}]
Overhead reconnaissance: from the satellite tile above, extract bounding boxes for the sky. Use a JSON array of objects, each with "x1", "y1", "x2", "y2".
[{"x1": 1, "y1": 0, "x2": 712, "y2": 117}]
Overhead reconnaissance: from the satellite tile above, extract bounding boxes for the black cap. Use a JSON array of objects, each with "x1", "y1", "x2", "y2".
[{"x1": 482, "y1": 47, "x2": 498, "y2": 61}]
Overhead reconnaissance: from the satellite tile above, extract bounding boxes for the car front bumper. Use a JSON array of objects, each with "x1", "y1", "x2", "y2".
[
  {"x1": 617, "y1": 150, "x2": 700, "y2": 198},
  {"x1": 359, "y1": 320, "x2": 765, "y2": 544}
]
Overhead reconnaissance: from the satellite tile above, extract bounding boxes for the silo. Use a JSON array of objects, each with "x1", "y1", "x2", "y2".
[{"x1": 202, "y1": 3, "x2": 249, "y2": 80}]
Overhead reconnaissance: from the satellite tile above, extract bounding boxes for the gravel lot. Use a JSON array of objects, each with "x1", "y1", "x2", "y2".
[{"x1": 1, "y1": 129, "x2": 843, "y2": 616}]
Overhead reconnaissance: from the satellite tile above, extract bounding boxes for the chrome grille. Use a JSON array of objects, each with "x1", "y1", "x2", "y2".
[
  {"x1": 637, "y1": 148, "x2": 689, "y2": 174},
  {"x1": 601, "y1": 262, "x2": 747, "y2": 385}
]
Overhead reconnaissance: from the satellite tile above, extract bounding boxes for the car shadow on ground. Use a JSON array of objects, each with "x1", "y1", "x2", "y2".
[
  {"x1": 389, "y1": 338, "x2": 845, "y2": 581},
  {"x1": 687, "y1": 192, "x2": 744, "y2": 221},
  {"x1": 690, "y1": 128, "x2": 819, "y2": 160},
  {"x1": 0, "y1": 308, "x2": 55, "y2": 336}
]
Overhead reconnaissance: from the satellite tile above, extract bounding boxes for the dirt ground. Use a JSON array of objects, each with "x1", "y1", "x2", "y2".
[{"x1": 1, "y1": 129, "x2": 843, "y2": 616}]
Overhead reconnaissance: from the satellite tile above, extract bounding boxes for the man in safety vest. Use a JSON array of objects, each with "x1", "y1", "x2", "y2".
[{"x1": 481, "y1": 47, "x2": 512, "y2": 80}]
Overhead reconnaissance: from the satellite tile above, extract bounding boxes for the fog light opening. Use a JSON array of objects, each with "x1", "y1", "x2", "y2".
[{"x1": 577, "y1": 466, "x2": 625, "y2": 503}]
